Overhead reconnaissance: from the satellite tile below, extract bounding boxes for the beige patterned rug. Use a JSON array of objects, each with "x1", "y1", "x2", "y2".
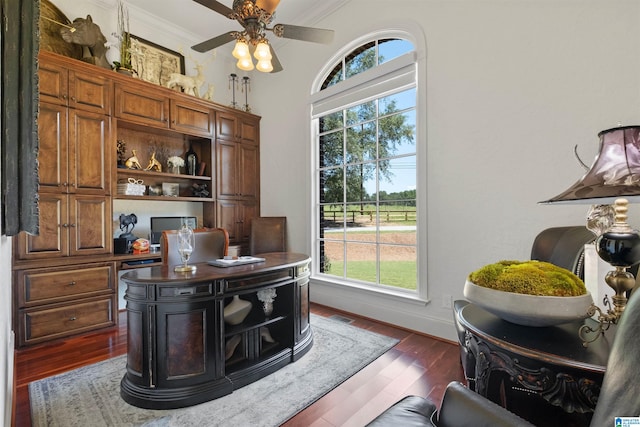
[{"x1": 30, "y1": 314, "x2": 398, "y2": 426}]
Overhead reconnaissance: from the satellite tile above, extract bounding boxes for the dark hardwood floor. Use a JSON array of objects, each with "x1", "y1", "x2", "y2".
[{"x1": 13, "y1": 303, "x2": 465, "y2": 427}]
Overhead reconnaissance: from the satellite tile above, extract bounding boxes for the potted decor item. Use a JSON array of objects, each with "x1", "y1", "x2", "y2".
[
  {"x1": 464, "y1": 260, "x2": 593, "y2": 326},
  {"x1": 167, "y1": 155, "x2": 184, "y2": 174},
  {"x1": 223, "y1": 295, "x2": 252, "y2": 325},
  {"x1": 113, "y1": 0, "x2": 135, "y2": 75}
]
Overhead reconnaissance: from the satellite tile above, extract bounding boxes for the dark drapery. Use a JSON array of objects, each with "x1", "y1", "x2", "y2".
[{"x1": 1, "y1": 0, "x2": 39, "y2": 236}]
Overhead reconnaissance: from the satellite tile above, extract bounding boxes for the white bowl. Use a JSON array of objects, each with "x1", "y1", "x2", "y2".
[{"x1": 463, "y1": 280, "x2": 593, "y2": 327}]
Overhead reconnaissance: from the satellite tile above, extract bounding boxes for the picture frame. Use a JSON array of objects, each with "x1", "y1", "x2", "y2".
[
  {"x1": 162, "y1": 182, "x2": 180, "y2": 197},
  {"x1": 129, "y1": 34, "x2": 185, "y2": 88}
]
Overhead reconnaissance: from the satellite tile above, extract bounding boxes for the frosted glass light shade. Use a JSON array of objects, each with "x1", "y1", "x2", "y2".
[
  {"x1": 237, "y1": 57, "x2": 254, "y2": 71},
  {"x1": 254, "y1": 41, "x2": 272, "y2": 60},
  {"x1": 256, "y1": 59, "x2": 273, "y2": 73},
  {"x1": 232, "y1": 40, "x2": 250, "y2": 59}
]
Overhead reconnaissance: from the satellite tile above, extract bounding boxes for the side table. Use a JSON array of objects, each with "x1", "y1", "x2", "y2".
[{"x1": 453, "y1": 300, "x2": 614, "y2": 426}]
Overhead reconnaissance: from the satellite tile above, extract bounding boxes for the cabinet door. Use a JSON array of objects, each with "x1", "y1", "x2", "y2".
[
  {"x1": 239, "y1": 117, "x2": 259, "y2": 145},
  {"x1": 68, "y1": 70, "x2": 112, "y2": 115},
  {"x1": 216, "y1": 111, "x2": 238, "y2": 140},
  {"x1": 216, "y1": 199, "x2": 257, "y2": 244},
  {"x1": 37, "y1": 103, "x2": 68, "y2": 194},
  {"x1": 154, "y1": 300, "x2": 221, "y2": 387},
  {"x1": 16, "y1": 194, "x2": 68, "y2": 260},
  {"x1": 38, "y1": 60, "x2": 69, "y2": 106},
  {"x1": 70, "y1": 195, "x2": 112, "y2": 256},
  {"x1": 239, "y1": 143, "x2": 259, "y2": 199},
  {"x1": 217, "y1": 200, "x2": 239, "y2": 242},
  {"x1": 239, "y1": 200, "x2": 258, "y2": 243},
  {"x1": 114, "y1": 84, "x2": 170, "y2": 129},
  {"x1": 69, "y1": 110, "x2": 111, "y2": 195},
  {"x1": 170, "y1": 99, "x2": 212, "y2": 137},
  {"x1": 216, "y1": 140, "x2": 238, "y2": 198},
  {"x1": 296, "y1": 279, "x2": 311, "y2": 343}
]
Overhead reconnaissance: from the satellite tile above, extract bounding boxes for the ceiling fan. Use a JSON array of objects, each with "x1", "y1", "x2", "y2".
[{"x1": 191, "y1": 0, "x2": 334, "y2": 73}]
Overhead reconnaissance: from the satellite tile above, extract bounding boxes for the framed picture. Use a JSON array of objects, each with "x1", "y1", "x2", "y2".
[
  {"x1": 162, "y1": 182, "x2": 180, "y2": 197},
  {"x1": 129, "y1": 34, "x2": 185, "y2": 88}
]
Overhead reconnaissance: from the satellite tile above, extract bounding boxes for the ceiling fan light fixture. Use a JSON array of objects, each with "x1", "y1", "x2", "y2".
[
  {"x1": 254, "y1": 41, "x2": 272, "y2": 60},
  {"x1": 232, "y1": 39, "x2": 250, "y2": 59},
  {"x1": 256, "y1": 58, "x2": 273, "y2": 73},
  {"x1": 237, "y1": 57, "x2": 255, "y2": 71}
]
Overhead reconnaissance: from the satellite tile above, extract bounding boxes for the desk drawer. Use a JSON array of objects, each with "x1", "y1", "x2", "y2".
[
  {"x1": 17, "y1": 263, "x2": 114, "y2": 307},
  {"x1": 19, "y1": 296, "x2": 115, "y2": 346},
  {"x1": 224, "y1": 270, "x2": 293, "y2": 291}
]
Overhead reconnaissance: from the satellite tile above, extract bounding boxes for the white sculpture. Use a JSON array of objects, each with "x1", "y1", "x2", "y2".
[
  {"x1": 202, "y1": 83, "x2": 215, "y2": 101},
  {"x1": 166, "y1": 64, "x2": 205, "y2": 97}
]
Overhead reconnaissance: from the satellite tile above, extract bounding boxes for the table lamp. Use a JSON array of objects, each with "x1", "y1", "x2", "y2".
[{"x1": 541, "y1": 125, "x2": 640, "y2": 344}]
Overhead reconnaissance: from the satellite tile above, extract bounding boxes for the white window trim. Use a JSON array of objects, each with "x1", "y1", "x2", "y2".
[{"x1": 310, "y1": 26, "x2": 428, "y2": 302}]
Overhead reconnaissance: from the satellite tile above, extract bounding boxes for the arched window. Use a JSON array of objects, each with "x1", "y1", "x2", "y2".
[{"x1": 311, "y1": 32, "x2": 422, "y2": 296}]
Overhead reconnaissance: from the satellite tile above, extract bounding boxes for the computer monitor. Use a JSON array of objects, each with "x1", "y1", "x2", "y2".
[{"x1": 150, "y1": 216, "x2": 197, "y2": 245}]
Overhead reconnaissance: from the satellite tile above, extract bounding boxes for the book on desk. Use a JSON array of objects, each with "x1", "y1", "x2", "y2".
[{"x1": 207, "y1": 256, "x2": 266, "y2": 268}]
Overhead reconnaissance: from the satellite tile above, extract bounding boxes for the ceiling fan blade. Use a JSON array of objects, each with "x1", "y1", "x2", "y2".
[
  {"x1": 192, "y1": 0, "x2": 234, "y2": 19},
  {"x1": 272, "y1": 24, "x2": 334, "y2": 44},
  {"x1": 192, "y1": 31, "x2": 236, "y2": 53},
  {"x1": 256, "y1": 0, "x2": 280, "y2": 14},
  {"x1": 269, "y1": 45, "x2": 283, "y2": 73}
]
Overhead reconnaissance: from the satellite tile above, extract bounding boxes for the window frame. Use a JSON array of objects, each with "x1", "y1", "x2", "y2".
[{"x1": 310, "y1": 29, "x2": 428, "y2": 301}]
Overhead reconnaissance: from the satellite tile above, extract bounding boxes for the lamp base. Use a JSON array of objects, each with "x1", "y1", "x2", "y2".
[{"x1": 174, "y1": 265, "x2": 197, "y2": 272}]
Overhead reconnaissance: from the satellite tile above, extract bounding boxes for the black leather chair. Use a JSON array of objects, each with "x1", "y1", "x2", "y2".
[
  {"x1": 368, "y1": 285, "x2": 640, "y2": 426},
  {"x1": 529, "y1": 225, "x2": 595, "y2": 279},
  {"x1": 367, "y1": 226, "x2": 640, "y2": 426}
]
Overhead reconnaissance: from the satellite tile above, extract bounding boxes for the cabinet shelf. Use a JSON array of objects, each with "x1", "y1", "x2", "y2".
[
  {"x1": 224, "y1": 314, "x2": 287, "y2": 337},
  {"x1": 116, "y1": 168, "x2": 212, "y2": 182},
  {"x1": 113, "y1": 194, "x2": 214, "y2": 202},
  {"x1": 225, "y1": 342, "x2": 288, "y2": 371}
]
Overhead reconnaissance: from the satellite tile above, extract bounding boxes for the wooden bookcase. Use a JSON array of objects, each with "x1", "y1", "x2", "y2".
[{"x1": 11, "y1": 51, "x2": 261, "y2": 347}]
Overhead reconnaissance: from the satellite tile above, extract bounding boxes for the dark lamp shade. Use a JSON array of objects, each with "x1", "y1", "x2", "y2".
[{"x1": 541, "y1": 126, "x2": 640, "y2": 204}]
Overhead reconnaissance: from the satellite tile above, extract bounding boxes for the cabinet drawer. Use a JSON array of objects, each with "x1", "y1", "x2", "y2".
[
  {"x1": 20, "y1": 296, "x2": 115, "y2": 345},
  {"x1": 224, "y1": 270, "x2": 293, "y2": 291},
  {"x1": 17, "y1": 263, "x2": 114, "y2": 307}
]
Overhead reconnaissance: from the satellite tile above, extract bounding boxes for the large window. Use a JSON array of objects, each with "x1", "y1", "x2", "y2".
[{"x1": 312, "y1": 36, "x2": 419, "y2": 294}]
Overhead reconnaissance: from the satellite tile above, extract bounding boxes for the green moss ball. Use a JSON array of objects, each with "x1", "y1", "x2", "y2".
[{"x1": 468, "y1": 260, "x2": 587, "y2": 296}]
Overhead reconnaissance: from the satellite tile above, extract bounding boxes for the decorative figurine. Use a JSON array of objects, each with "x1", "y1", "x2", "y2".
[
  {"x1": 192, "y1": 183, "x2": 209, "y2": 198},
  {"x1": 118, "y1": 212, "x2": 138, "y2": 251},
  {"x1": 145, "y1": 151, "x2": 162, "y2": 172},
  {"x1": 166, "y1": 64, "x2": 205, "y2": 97},
  {"x1": 202, "y1": 84, "x2": 215, "y2": 101},
  {"x1": 116, "y1": 139, "x2": 127, "y2": 167},
  {"x1": 60, "y1": 15, "x2": 111, "y2": 69},
  {"x1": 125, "y1": 149, "x2": 142, "y2": 169}
]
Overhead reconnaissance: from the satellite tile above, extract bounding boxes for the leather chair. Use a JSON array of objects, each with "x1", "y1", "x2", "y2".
[
  {"x1": 530, "y1": 225, "x2": 595, "y2": 279},
  {"x1": 368, "y1": 226, "x2": 640, "y2": 426},
  {"x1": 249, "y1": 216, "x2": 287, "y2": 255},
  {"x1": 161, "y1": 227, "x2": 229, "y2": 267},
  {"x1": 368, "y1": 284, "x2": 640, "y2": 426}
]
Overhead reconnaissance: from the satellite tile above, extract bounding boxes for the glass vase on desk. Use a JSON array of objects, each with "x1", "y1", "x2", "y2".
[{"x1": 175, "y1": 223, "x2": 196, "y2": 272}]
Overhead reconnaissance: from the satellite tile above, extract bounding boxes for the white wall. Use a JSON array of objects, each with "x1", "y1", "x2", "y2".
[
  {"x1": 250, "y1": 0, "x2": 640, "y2": 340},
  {"x1": 47, "y1": 0, "x2": 640, "y2": 341}
]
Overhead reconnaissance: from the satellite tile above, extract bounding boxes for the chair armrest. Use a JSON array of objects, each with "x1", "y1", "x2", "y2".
[
  {"x1": 366, "y1": 395, "x2": 437, "y2": 426},
  {"x1": 437, "y1": 382, "x2": 535, "y2": 427}
]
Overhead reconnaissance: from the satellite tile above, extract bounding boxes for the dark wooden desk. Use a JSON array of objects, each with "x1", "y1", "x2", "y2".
[
  {"x1": 120, "y1": 252, "x2": 312, "y2": 409},
  {"x1": 454, "y1": 300, "x2": 615, "y2": 427}
]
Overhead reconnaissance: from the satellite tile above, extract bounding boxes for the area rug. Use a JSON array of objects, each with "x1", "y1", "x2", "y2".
[{"x1": 30, "y1": 314, "x2": 398, "y2": 427}]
